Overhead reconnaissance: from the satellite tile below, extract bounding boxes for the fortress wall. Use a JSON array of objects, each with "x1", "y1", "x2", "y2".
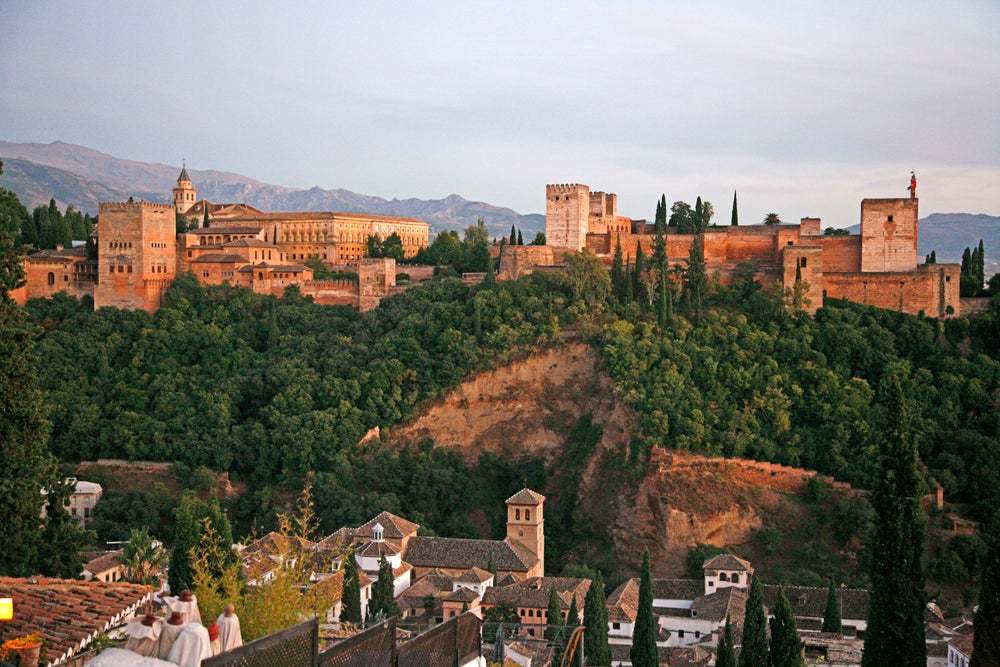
[
  {"x1": 824, "y1": 263, "x2": 960, "y2": 317},
  {"x1": 816, "y1": 236, "x2": 862, "y2": 272},
  {"x1": 860, "y1": 198, "x2": 918, "y2": 272}
]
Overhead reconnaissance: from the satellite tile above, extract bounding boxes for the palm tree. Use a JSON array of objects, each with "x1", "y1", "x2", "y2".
[
  {"x1": 763, "y1": 213, "x2": 782, "y2": 225},
  {"x1": 120, "y1": 528, "x2": 168, "y2": 585}
]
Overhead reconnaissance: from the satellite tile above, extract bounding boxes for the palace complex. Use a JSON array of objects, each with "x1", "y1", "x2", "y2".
[
  {"x1": 500, "y1": 180, "x2": 962, "y2": 317},
  {"x1": 13, "y1": 167, "x2": 431, "y2": 312}
]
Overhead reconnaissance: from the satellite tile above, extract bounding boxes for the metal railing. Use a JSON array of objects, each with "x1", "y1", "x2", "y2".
[{"x1": 202, "y1": 619, "x2": 318, "y2": 667}]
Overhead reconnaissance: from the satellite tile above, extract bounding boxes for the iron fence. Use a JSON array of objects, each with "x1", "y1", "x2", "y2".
[
  {"x1": 318, "y1": 618, "x2": 395, "y2": 667},
  {"x1": 202, "y1": 619, "x2": 318, "y2": 667},
  {"x1": 397, "y1": 612, "x2": 481, "y2": 667}
]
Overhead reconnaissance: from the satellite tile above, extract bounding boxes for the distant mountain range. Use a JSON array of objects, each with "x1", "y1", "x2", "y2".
[
  {"x1": 0, "y1": 140, "x2": 544, "y2": 237},
  {"x1": 2, "y1": 141, "x2": 996, "y2": 270}
]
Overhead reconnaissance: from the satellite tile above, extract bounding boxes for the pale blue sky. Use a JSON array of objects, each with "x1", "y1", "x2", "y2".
[{"x1": 1, "y1": 1, "x2": 998, "y2": 225}]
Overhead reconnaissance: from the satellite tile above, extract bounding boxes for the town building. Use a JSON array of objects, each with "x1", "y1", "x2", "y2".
[
  {"x1": 66, "y1": 478, "x2": 103, "y2": 528},
  {"x1": 480, "y1": 576, "x2": 590, "y2": 637},
  {"x1": 81, "y1": 550, "x2": 125, "y2": 583},
  {"x1": 501, "y1": 181, "x2": 961, "y2": 317}
]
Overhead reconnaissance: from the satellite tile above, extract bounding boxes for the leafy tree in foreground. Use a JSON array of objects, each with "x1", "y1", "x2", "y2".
[
  {"x1": 37, "y1": 476, "x2": 91, "y2": 578},
  {"x1": 0, "y1": 288, "x2": 55, "y2": 576},
  {"x1": 739, "y1": 575, "x2": 768, "y2": 667},
  {"x1": 120, "y1": 527, "x2": 168, "y2": 585},
  {"x1": 769, "y1": 587, "x2": 805, "y2": 667},
  {"x1": 169, "y1": 493, "x2": 234, "y2": 593},
  {"x1": 583, "y1": 570, "x2": 611, "y2": 665},
  {"x1": 862, "y1": 375, "x2": 926, "y2": 667},
  {"x1": 971, "y1": 510, "x2": 1000, "y2": 666},
  {"x1": 822, "y1": 579, "x2": 842, "y2": 634},
  {"x1": 630, "y1": 550, "x2": 658, "y2": 667}
]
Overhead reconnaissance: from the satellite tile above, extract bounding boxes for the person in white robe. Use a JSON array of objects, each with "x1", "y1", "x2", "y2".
[
  {"x1": 124, "y1": 614, "x2": 162, "y2": 657},
  {"x1": 157, "y1": 612, "x2": 186, "y2": 660},
  {"x1": 167, "y1": 623, "x2": 213, "y2": 667},
  {"x1": 163, "y1": 590, "x2": 202, "y2": 625},
  {"x1": 215, "y1": 604, "x2": 243, "y2": 653},
  {"x1": 85, "y1": 647, "x2": 176, "y2": 666}
]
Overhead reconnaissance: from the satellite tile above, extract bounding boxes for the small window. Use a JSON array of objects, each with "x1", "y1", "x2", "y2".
[
  {"x1": 612, "y1": 622, "x2": 621, "y2": 630},
  {"x1": 887, "y1": 215, "x2": 894, "y2": 222},
  {"x1": 525, "y1": 509, "x2": 531, "y2": 521},
  {"x1": 695, "y1": 631, "x2": 700, "y2": 638},
  {"x1": 720, "y1": 572, "x2": 729, "y2": 582},
  {"x1": 64, "y1": 274, "x2": 69, "y2": 282},
  {"x1": 732, "y1": 573, "x2": 740, "y2": 584},
  {"x1": 47, "y1": 272, "x2": 55, "y2": 286},
  {"x1": 678, "y1": 630, "x2": 685, "y2": 638},
  {"x1": 800, "y1": 258, "x2": 807, "y2": 268},
  {"x1": 515, "y1": 509, "x2": 521, "y2": 520}
]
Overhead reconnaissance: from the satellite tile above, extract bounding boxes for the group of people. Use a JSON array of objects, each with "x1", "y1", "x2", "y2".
[{"x1": 90, "y1": 591, "x2": 244, "y2": 667}]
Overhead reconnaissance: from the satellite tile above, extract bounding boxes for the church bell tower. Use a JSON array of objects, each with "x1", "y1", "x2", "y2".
[
  {"x1": 505, "y1": 488, "x2": 545, "y2": 576},
  {"x1": 172, "y1": 162, "x2": 197, "y2": 214}
]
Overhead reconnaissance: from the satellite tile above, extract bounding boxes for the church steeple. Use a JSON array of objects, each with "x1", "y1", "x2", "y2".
[{"x1": 172, "y1": 160, "x2": 197, "y2": 215}]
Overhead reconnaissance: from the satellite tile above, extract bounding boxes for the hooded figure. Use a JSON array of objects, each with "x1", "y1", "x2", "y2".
[
  {"x1": 167, "y1": 623, "x2": 213, "y2": 667},
  {"x1": 124, "y1": 614, "x2": 162, "y2": 657},
  {"x1": 157, "y1": 612, "x2": 186, "y2": 660},
  {"x1": 163, "y1": 590, "x2": 202, "y2": 625},
  {"x1": 216, "y1": 604, "x2": 244, "y2": 653}
]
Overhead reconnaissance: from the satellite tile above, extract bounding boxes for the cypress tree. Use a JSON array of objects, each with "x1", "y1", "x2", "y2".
[
  {"x1": 977, "y1": 239, "x2": 985, "y2": 289},
  {"x1": 695, "y1": 196, "x2": 704, "y2": 233},
  {"x1": 623, "y1": 259, "x2": 633, "y2": 305},
  {"x1": 731, "y1": 191, "x2": 739, "y2": 226},
  {"x1": 510, "y1": 225, "x2": 517, "y2": 246},
  {"x1": 483, "y1": 253, "x2": 496, "y2": 288},
  {"x1": 517, "y1": 230, "x2": 523, "y2": 246},
  {"x1": 634, "y1": 242, "x2": 646, "y2": 304},
  {"x1": 658, "y1": 269, "x2": 669, "y2": 327},
  {"x1": 546, "y1": 586, "x2": 563, "y2": 631},
  {"x1": 203, "y1": 206, "x2": 210, "y2": 229},
  {"x1": 341, "y1": 548, "x2": 362, "y2": 622},
  {"x1": 683, "y1": 234, "x2": 707, "y2": 323},
  {"x1": 961, "y1": 247, "x2": 971, "y2": 276},
  {"x1": 655, "y1": 198, "x2": 663, "y2": 229},
  {"x1": 611, "y1": 234, "x2": 624, "y2": 299},
  {"x1": 862, "y1": 375, "x2": 927, "y2": 667},
  {"x1": 630, "y1": 550, "x2": 658, "y2": 667},
  {"x1": 583, "y1": 571, "x2": 611, "y2": 666},
  {"x1": 567, "y1": 596, "x2": 579, "y2": 625},
  {"x1": 0, "y1": 294, "x2": 56, "y2": 577},
  {"x1": 369, "y1": 556, "x2": 399, "y2": 620},
  {"x1": 739, "y1": 575, "x2": 768, "y2": 667},
  {"x1": 970, "y1": 510, "x2": 1000, "y2": 666},
  {"x1": 769, "y1": 588, "x2": 805, "y2": 667},
  {"x1": 822, "y1": 580, "x2": 842, "y2": 634},
  {"x1": 717, "y1": 616, "x2": 737, "y2": 667}
]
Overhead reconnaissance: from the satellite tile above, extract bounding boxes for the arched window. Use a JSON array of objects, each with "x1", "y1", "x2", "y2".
[
  {"x1": 47, "y1": 272, "x2": 55, "y2": 286},
  {"x1": 732, "y1": 573, "x2": 740, "y2": 584},
  {"x1": 720, "y1": 572, "x2": 729, "y2": 582},
  {"x1": 515, "y1": 509, "x2": 521, "y2": 520},
  {"x1": 525, "y1": 509, "x2": 531, "y2": 521}
]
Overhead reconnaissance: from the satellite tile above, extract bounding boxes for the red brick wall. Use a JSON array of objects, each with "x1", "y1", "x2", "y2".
[
  {"x1": 824, "y1": 263, "x2": 960, "y2": 317},
  {"x1": 860, "y1": 198, "x2": 918, "y2": 272},
  {"x1": 95, "y1": 202, "x2": 176, "y2": 312}
]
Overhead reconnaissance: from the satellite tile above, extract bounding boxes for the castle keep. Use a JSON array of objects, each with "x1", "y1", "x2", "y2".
[{"x1": 503, "y1": 182, "x2": 960, "y2": 317}]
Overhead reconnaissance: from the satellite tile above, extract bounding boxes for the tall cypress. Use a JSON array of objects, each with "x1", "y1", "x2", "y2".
[
  {"x1": 977, "y1": 239, "x2": 985, "y2": 289},
  {"x1": 583, "y1": 571, "x2": 611, "y2": 666},
  {"x1": 683, "y1": 235, "x2": 707, "y2": 323},
  {"x1": 517, "y1": 230, "x2": 523, "y2": 246},
  {"x1": 509, "y1": 225, "x2": 517, "y2": 246},
  {"x1": 961, "y1": 247, "x2": 971, "y2": 276},
  {"x1": 971, "y1": 510, "x2": 1000, "y2": 666},
  {"x1": 822, "y1": 580, "x2": 842, "y2": 634},
  {"x1": 717, "y1": 616, "x2": 737, "y2": 667},
  {"x1": 203, "y1": 206, "x2": 210, "y2": 229},
  {"x1": 369, "y1": 557, "x2": 399, "y2": 619},
  {"x1": 623, "y1": 259, "x2": 633, "y2": 305},
  {"x1": 731, "y1": 191, "x2": 739, "y2": 226},
  {"x1": 611, "y1": 235, "x2": 624, "y2": 300},
  {"x1": 769, "y1": 588, "x2": 805, "y2": 667},
  {"x1": 630, "y1": 551, "x2": 658, "y2": 667},
  {"x1": 37, "y1": 477, "x2": 89, "y2": 578},
  {"x1": 658, "y1": 269, "x2": 669, "y2": 327},
  {"x1": 341, "y1": 548, "x2": 362, "y2": 622},
  {"x1": 694, "y1": 196, "x2": 704, "y2": 233},
  {"x1": 862, "y1": 375, "x2": 927, "y2": 667},
  {"x1": 634, "y1": 242, "x2": 646, "y2": 304},
  {"x1": 0, "y1": 294, "x2": 56, "y2": 577},
  {"x1": 739, "y1": 575, "x2": 768, "y2": 667}
]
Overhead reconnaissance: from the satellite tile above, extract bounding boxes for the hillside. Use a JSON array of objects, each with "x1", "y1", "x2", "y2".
[
  {"x1": 0, "y1": 140, "x2": 544, "y2": 236},
  {"x1": 387, "y1": 342, "x2": 868, "y2": 583},
  {"x1": 0, "y1": 157, "x2": 160, "y2": 212}
]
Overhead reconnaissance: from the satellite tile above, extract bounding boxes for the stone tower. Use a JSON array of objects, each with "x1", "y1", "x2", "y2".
[
  {"x1": 172, "y1": 164, "x2": 197, "y2": 214},
  {"x1": 860, "y1": 198, "x2": 918, "y2": 272},
  {"x1": 545, "y1": 184, "x2": 590, "y2": 250},
  {"x1": 95, "y1": 201, "x2": 177, "y2": 312},
  {"x1": 506, "y1": 488, "x2": 545, "y2": 576}
]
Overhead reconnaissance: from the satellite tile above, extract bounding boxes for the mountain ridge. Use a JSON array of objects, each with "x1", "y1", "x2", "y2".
[{"x1": 0, "y1": 140, "x2": 544, "y2": 236}]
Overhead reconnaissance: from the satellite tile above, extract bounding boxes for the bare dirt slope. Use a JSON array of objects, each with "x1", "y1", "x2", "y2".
[{"x1": 388, "y1": 343, "x2": 860, "y2": 578}]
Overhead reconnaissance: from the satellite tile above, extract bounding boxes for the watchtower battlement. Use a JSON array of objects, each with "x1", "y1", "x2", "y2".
[{"x1": 100, "y1": 201, "x2": 175, "y2": 212}]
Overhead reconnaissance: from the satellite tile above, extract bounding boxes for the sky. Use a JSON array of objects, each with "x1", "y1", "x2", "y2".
[{"x1": 1, "y1": 0, "x2": 999, "y2": 226}]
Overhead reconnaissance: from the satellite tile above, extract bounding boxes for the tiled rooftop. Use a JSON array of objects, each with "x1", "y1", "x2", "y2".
[{"x1": 0, "y1": 577, "x2": 151, "y2": 665}]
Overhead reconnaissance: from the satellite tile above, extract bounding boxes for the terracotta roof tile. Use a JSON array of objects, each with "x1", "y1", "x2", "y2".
[
  {"x1": 355, "y1": 512, "x2": 420, "y2": 540},
  {"x1": 0, "y1": 577, "x2": 152, "y2": 665},
  {"x1": 703, "y1": 554, "x2": 753, "y2": 572},
  {"x1": 763, "y1": 584, "x2": 869, "y2": 623},
  {"x1": 404, "y1": 537, "x2": 534, "y2": 573},
  {"x1": 606, "y1": 578, "x2": 639, "y2": 623},
  {"x1": 505, "y1": 488, "x2": 545, "y2": 505},
  {"x1": 481, "y1": 577, "x2": 589, "y2": 611},
  {"x1": 82, "y1": 550, "x2": 123, "y2": 576},
  {"x1": 652, "y1": 578, "x2": 703, "y2": 600}
]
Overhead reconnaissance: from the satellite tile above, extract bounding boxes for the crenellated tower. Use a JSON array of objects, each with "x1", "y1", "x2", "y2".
[{"x1": 545, "y1": 183, "x2": 590, "y2": 250}]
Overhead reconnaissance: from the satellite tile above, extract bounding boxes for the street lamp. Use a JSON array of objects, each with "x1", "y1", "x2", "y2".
[{"x1": 0, "y1": 597, "x2": 12, "y2": 645}]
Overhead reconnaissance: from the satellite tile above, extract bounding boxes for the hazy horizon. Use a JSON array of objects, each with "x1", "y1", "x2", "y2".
[{"x1": 2, "y1": 1, "x2": 998, "y2": 226}]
